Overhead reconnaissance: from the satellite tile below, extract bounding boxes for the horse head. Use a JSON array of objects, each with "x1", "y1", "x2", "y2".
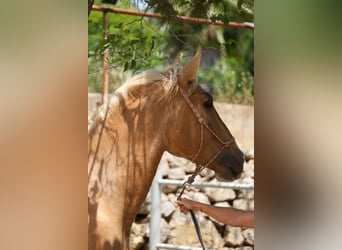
[{"x1": 163, "y1": 49, "x2": 244, "y2": 181}]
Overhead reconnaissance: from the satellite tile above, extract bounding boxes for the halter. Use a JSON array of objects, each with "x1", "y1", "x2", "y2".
[
  {"x1": 177, "y1": 85, "x2": 235, "y2": 184},
  {"x1": 176, "y1": 85, "x2": 235, "y2": 250}
]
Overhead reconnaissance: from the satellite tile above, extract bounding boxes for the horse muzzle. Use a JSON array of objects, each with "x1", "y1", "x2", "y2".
[{"x1": 213, "y1": 149, "x2": 244, "y2": 182}]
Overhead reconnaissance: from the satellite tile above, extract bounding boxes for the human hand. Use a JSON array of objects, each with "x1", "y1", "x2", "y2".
[{"x1": 176, "y1": 198, "x2": 197, "y2": 214}]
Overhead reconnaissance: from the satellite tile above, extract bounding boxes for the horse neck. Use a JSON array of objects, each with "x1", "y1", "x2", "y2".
[
  {"x1": 88, "y1": 94, "x2": 166, "y2": 250},
  {"x1": 113, "y1": 93, "x2": 167, "y2": 184}
]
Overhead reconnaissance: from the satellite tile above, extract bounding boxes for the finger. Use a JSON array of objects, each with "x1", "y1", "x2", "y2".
[
  {"x1": 176, "y1": 200, "x2": 184, "y2": 206},
  {"x1": 181, "y1": 206, "x2": 189, "y2": 212},
  {"x1": 181, "y1": 207, "x2": 189, "y2": 214}
]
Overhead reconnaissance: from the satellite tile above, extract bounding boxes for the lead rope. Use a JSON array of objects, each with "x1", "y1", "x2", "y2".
[{"x1": 177, "y1": 164, "x2": 206, "y2": 250}]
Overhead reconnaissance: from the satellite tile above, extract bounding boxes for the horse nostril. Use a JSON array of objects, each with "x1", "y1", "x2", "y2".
[{"x1": 239, "y1": 151, "x2": 245, "y2": 163}]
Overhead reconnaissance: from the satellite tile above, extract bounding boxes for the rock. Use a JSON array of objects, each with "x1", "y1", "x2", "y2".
[
  {"x1": 162, "y1": 183, "x2": 179, "y2": 194},
  {"x1": 132, "y1": 222, "x2": 149, "y2": 237},
  {"x1": 204, "y1": 183, "x2": 236, "y2": 202},
  {"x1": 242, "y1": 161, "x2": 254, "y2": 179},
  {"x1": 230, "y1": 247, "x2": 253, "y2": 250},
  {"x1": 161, "y1": 192, "x2": 168, "y2": 202},
  {"x1": 181, "y1": 161, "x2": 197, "y2": 174},
  {"x1": 167, "y1": 193, "x2": 177, "y2": 202},
  {"x1": 199, "y1": 167, "x2": 215, "y2": 180},
  {"x1": 158, "y1": 154, "x2": 170, "y2": 177},
  {"x1": 164, "y1": 152, "x2": 194, "y2": 171},
  {"x1": 242, "y1": 228, "x2": 254, "y2": 245},
  {"x1": 214, "y1": 201, "x2": 231, "y2": 207},
  {"x1": 160, "y1": 218, "x2": 170, "y2": 243},
  {"x1": 224, "y1": 226, "x2": 244, "y2": 247},
  {"x1": 138, "y1": 192, "x2": 151, "y2": 215},
  {"x1": 232, "y1": 199, "x2": 248, "y2": 210},
  {"x1": 232, "y1": 199, "x2": 254, "y2": 211},
  {"x1": 129, "y1": 235, "x2": 145, "y2": 250},
  {"x1": 129, "y1": 222, "x2": 148, "y2": 249},
  {"x1": 161, "y1": 200, "x2": 176, "y2": 218},
  {"x1": 189, "y1": 191, "x2": 211, "y2": 205},
  {"x1": 168, "y1": 168, "x2": 186, "y2": 180},
  {"x1": 241, "y1": 177, "x2": 254, "y2": 184},
  {"x1": 168, "y1": 210, "x2": 225, "y2": 249},
  {"x1": 168, "y1": 209, "x2": 189, "y2": 227},
  {"x1": 244, "y1": 148, "x2": 254, "y2": 161},
  {"x1": 237, "y1": 189, "x2": 254, "y2": 200},
  {"x1": 249, "y1": 200, "x2": 254, "y2": 210}
]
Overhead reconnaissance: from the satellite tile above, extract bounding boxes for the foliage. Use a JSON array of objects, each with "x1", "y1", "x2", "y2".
[
  {"x1": 88, "y1": 0, "x2": 254, "y2": 105},
  {"x1": 88, "y1": 0, "x2": 167, "y2": 92},
  {"x1": 199, "y1": 57, "x2": 254, "y2": 105}
]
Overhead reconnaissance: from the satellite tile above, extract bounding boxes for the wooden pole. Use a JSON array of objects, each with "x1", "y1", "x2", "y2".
[{"x1": 102, "y1": 11, "x2": 109, "y2": 105}]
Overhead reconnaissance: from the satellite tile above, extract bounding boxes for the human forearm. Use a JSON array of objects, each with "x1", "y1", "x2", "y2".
[
  {"x1": 176, "y1": 198, "x2": 254, "y2": 228},
  {"x1": 196, "y1": 202, "x2": 254, "y2": 228}
]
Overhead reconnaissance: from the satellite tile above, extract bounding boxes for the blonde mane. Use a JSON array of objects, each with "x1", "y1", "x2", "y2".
[
  {"x1": 88, "y1": 65, "x2": 190, "y2": 133},
  {"x1": 115, "y1": 66, "x2": 183, "y2": 98}
]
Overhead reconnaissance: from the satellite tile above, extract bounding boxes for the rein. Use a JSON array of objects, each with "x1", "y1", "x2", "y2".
[{"x1": 176, "y1": 86, "x2": 235, "y2": 250}]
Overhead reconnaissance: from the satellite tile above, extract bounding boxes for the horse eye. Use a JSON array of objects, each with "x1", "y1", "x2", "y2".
[
  {"x1": 187, "y1": 80, "x2": 194, "y2": 86},
  {"x1": 204, "y1": 100, "x2": 213, "y2": 108}
]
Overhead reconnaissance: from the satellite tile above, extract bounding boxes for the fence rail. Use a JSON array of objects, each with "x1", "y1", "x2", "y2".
[
  {"x1": 156, "y1": 243, "x2": 208, "y2": 250},
  {"x1": 149, "y1": 171, "x2": 254, "y2": 250},
  {"x1": 158, "y1": 179, "x2": 254, "y2": 189}
]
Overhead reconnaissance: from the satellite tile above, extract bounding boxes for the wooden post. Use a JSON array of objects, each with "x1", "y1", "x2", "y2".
[{"x1": 102, "y1": 11, "x2": 109, "y2": 105}]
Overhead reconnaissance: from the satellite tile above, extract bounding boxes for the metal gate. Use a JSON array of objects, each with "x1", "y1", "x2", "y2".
[{"x1": 149, "y1": 170, "x2": 254, "y2": 250}]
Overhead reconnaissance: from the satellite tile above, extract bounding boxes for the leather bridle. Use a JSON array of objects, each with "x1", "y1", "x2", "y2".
[
  {"x1": 177, "y1": 85, "x2": 235, "y2": 180},
  {"x1": 176, "y1": 85, "x2": 236, "y2": 250}
]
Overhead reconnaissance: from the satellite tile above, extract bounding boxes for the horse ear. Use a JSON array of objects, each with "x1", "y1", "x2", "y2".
[{"x1": 178, "y1": 48, "x2": 201, "y2": 90}]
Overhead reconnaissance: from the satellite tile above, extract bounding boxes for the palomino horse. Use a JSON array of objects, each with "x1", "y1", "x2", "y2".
[{"x1": 88, "y1": 49, "x2": 244, "y2": 250}]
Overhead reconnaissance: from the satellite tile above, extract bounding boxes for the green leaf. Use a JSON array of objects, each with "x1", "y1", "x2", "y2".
[{"x1": 209, "y1": 15, "x2": 217, "y2": 23}]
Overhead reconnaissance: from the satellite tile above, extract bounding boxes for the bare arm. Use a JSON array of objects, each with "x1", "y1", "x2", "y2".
[{"x1": 176, "y1": 198, "x2": 254, "y2": 228}]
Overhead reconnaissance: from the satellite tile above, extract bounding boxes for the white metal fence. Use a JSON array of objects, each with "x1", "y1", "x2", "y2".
[{"x1": 149, "y1": 170, "x2": 254, "y2": 250}]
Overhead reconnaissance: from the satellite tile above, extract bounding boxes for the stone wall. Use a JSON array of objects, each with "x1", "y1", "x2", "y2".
[
  {"x1": 130, "y1": 152, "x2": 254, "y2": 250},
  {"x1": 88, "y1": 94, "x2": 254, "y2": 249}
]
